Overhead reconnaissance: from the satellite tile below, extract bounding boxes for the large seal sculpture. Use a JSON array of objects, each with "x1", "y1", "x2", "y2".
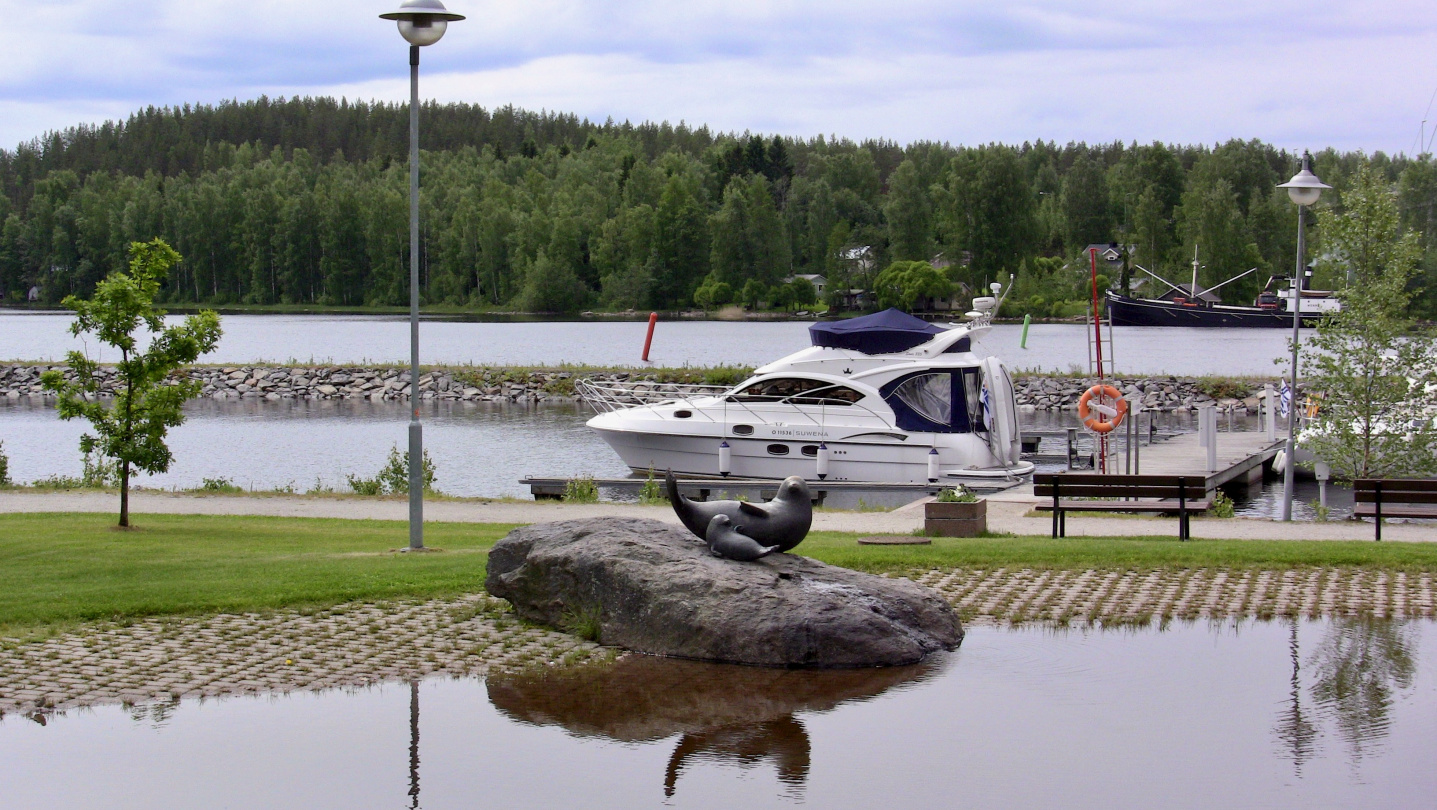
[
  {"x1": 666, "y1": 470, "x2": 813, "y2": 553},
  {"x1": 704, "y1": 515, "x2": 780, "y2": 561}
]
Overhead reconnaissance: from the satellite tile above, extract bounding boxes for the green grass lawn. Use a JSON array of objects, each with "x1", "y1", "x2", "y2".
[
  {"x1": 3, "y1": 513, "x2": 1435, "y2": 635},
  {"x1": 0, "y1": 513, "x2": 517, "y2": 634}
]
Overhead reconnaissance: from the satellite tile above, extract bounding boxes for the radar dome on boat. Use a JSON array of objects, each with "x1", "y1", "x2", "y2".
[{"x1": 808, "y1": 308, "x2": 969, "y2": 355}]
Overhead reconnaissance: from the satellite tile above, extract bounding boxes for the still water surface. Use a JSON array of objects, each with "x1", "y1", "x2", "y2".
[
  {"x1": 2, "y1": 620, "x2": 1431, "y2": 809},
  {"x1": 0, "y1": 398, "x2": 1336, "y2": 515},
  {"x1": 1, "y1": 310, "x2": 1303, "y2": 376}
]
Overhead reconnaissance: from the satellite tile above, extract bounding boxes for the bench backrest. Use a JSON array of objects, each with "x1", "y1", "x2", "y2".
[
  {"x1": 1034, "y1": 473, "x2": 1210, "y2": 500},
  {"x1": 1353, "y1": 478, "x2": 1437, "y2": 504}
]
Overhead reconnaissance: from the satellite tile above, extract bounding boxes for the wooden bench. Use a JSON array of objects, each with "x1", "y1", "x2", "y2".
[
  {"x1": 1353, "y1": 479, "x2": 1437, "y2": 541},
  {"x1": 1033, "y1": 473, "x2": 1212, "y2": 541}
]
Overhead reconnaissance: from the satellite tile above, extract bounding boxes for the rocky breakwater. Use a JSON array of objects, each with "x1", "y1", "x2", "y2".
[
  {"x1": 485, "y1": 517, "x2": 963, "y2": 668},
  {"x1": 1013, "y1": 376, "x2": 1278, "y2": 414},
  {"x1": 0, "y1": 363, "x2": 608, "y2": 404},
  {"x1": 2, "y1": 363, "x2": 1277, "y2": 413}
]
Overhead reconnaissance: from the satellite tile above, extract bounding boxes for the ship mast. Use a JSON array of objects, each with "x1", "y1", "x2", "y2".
[{"x1": 1190, "y1": 244, "x2": 1200, "y2": 303}]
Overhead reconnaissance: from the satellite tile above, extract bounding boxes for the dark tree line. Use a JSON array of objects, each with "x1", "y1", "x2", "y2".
[{"x1": 1, "y1": 96, "x2": 1434, "y2": 316}]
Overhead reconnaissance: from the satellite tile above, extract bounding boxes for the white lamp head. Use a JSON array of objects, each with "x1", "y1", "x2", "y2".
[
  {"x1": 380, "y1": 0, "x2": 464, "y2": 47},
  {"x1": 1278, "y1": 151, "x2": 1331, "y2": 207}
]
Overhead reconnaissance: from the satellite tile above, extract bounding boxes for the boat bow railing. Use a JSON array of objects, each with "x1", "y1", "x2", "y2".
[
  {"x1": 576, "y1": 378, "x2": 732, "y2": 413},
  {"x1": 578, "y1": 377, "x2": 899, "y2": 431}
]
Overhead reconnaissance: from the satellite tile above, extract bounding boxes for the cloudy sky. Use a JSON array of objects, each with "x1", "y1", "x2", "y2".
[{"x1": 2, "y1": 0, "x2": 1435, "y2": 155}]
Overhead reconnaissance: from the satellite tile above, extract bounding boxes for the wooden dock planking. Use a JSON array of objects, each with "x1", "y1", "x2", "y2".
[{"x1": 1132, "y1": 430, "x2": 1283, "y2": 489}]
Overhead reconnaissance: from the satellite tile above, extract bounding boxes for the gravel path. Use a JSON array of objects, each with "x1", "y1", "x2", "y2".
[{"x1": 1, "y1": 490, "x2": 1430, "y2": 541}]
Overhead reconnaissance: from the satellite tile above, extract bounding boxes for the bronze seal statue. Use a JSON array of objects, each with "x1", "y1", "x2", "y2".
[
  {"x1": 704, "y1": 514, "x2": 780, "y2": 561},
  {"x1": 666, "y1": 470, "x2": 813, "y2": 558}
]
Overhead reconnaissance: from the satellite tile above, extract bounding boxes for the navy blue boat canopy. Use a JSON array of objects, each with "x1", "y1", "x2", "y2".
[{"x1": 808, "y1": 308, "x2": 969, "y2": 355}]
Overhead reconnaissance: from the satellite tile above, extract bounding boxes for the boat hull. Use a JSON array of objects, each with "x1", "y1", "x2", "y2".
[
  {"x1": 590, "y1": 425, "x2": 1018, "y2": 484},
  {"x1": 1106, "y1": 293, "x2": 1325, "y2": 328}
]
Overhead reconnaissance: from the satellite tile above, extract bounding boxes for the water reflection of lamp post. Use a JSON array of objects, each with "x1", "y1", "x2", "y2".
[
  {"x1": 379, "y1": 0, "x2": 465, "y2": 549},
  {"x1": 1276, "y1": 152, "x2": 1330, "y2": 522},
  {"x1": 408, "y1": 680, "x2": 421, "y2": 809}
]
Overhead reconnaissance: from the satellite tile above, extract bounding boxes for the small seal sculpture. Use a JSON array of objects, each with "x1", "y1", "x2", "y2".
[
  {"x1": 705, "y1": 514, "x2": 779, "y2": 561},
  {"x1": 666, "y1": 470, "x2": 813, "y2": 555}
]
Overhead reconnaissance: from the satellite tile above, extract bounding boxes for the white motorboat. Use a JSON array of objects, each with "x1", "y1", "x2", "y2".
[{"x1": 580, "y1": 291, "x2": 1034, "y2": 485}]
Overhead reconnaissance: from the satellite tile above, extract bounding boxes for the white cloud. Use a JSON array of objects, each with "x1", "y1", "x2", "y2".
[{"x1": 1, "y1": 0, "x2": 1435, "y2": 153}]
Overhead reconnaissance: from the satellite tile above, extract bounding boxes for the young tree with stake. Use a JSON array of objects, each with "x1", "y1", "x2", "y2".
[{"x1": 42, "y1": 239, "x2": 222, "y2": 527}]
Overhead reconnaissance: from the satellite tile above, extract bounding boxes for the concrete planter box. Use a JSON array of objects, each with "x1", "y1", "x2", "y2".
[{"x1": 924, "y1": 500, "x2": 987, "y2": 537}]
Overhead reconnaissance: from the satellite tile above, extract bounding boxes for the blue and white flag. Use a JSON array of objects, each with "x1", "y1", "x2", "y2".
[
  {"x1": 1278, "y1": 381, "x2": 1291, "y2": 418},
  {"x1": 980, "y1": 384, "x2": 994, "y2": 430}
]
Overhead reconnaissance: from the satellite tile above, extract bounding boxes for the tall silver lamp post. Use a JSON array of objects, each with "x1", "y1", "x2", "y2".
[
  {"x1": 1276, "y1": 151, "x2": 1330, "y2": 521},
  {"x1": 379, "y1": 0, "x2": 465, "y2": 550}
]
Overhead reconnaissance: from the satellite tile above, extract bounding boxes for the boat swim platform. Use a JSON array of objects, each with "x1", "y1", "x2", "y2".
[{"x1": 520, "y1": 476, "x2": 1024, "y2": 503}]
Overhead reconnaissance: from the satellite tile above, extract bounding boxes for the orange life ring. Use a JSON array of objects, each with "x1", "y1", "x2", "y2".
[{"x1": 1078, "y1": 384, "x2": 1128, "y2": 433}]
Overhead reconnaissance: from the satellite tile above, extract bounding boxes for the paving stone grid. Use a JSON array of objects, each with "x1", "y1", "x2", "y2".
[{"x1": 2, "y1": 568, "x2": 1433, "y2": 720}]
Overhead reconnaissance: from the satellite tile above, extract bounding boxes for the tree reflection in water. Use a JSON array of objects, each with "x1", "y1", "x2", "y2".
[
  {"x1": 1309, "y1": 617, "x2": 1419, "y2": 763},
  {"x1": 487, "y1": 655, "x2": 941, "y2": 800},
  {"x1": 1275, "y1": 617, "x2": 1420, "y2": 773}
]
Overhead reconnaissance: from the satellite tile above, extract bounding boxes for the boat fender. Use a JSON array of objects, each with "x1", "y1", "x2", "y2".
[
  {"x1": 1078, "y1": 385, "x2": 1129, "y2": 434},
  {"x1": 718, "y1": 440, "x2": 732, "y2": 477},
  {"x1": 927, "y1": 447, "x2": 939, "y2": 483},
  {"x1": 816, "y1": 442, "x2": 830, "y2": 480}
]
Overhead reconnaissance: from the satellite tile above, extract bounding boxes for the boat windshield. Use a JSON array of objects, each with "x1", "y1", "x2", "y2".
[
  {"x1": 729, "y1": 377, "x2": 864, "y2": 406},
  {"x1": 880, "y1": 368, "x2": 985, "y2": 433},
  {"x1": 890, "y1": 374, "x2": 951, "y2": 424}
]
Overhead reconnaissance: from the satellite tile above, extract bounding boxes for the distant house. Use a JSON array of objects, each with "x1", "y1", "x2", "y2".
[
  {"x1": 840, "y1": 246, "x2": 876, "y2": 274},
  {"x1": 1082, "y1": 244, "x2": 1125, "y2": 271},
  {"x1": 788, "y1": 274, "x2": 826, "y2": 296}
]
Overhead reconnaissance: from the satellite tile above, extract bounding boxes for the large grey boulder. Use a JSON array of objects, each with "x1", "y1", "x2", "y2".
[{"x1": 484, "y1": 517, "x2": 962, "y2": 668}]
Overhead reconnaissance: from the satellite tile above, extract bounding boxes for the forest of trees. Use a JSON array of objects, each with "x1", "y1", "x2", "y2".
[{"x1": 1, "y1": 95, "x2": 1434, "y2": 317}]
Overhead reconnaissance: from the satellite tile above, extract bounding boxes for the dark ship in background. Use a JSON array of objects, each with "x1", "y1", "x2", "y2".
[{"x1": 1103, "y1": 246, "x2": 1341, "y2": 328}]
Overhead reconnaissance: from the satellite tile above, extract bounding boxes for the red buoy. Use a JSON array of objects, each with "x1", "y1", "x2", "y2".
[{"x1": 641, "y1": 312, "x2": 658, "y2": 361}]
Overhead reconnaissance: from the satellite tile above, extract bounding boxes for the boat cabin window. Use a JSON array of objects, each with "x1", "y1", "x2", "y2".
[
  {"x1": 881, "y1": 368, "x2": 986, "y2": 433},
  {"x1": 730, "y1": 377, "x2": 863, "y2": 405}
]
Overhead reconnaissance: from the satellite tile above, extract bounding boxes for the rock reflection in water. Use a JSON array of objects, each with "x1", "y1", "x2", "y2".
[{"x1": 487, "y1": 654, "x2": 941, "y2": 798}]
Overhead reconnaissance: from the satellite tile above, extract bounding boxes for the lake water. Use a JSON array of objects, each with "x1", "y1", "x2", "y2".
[
  {"x1": 1, "y1": 310, "x2": 1303, "y2": 376},
  {"x1": 2, "y1": 619, "x2": 1431, "y2": 809},
  {"x1": 0, "y1": 398, "x2": 1334, "y2": 515}
]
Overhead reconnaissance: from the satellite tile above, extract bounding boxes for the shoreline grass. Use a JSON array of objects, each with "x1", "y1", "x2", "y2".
[{"x1": 3, "y1": 512, "x2": 1436, "y2": 637}]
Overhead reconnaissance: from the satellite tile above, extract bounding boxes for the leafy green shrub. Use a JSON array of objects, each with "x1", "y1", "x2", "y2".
[
  {"x1": 0, "y1": 440, "x2": 10, "y2": 487},
  {"x1": 198, "y1": 477, "x2": 243, "y2": 493},
  {"x1": 347, "y1": 445, "x2": 437, "y2": 495},
  {"x1": 563, "y1": 476, "x2": 600, "y2": 503},
  {"x1": 638, "y1": 468, "x2": 665, "y2": 505},
  {"x1": 31, "y1": 452, "x2": 119, "y2": 490},
  {"x1": 81, "y1": 451, "x2": 121, "y2": 488},
  {"x1": 1210, "y1": 490, "x2": 1236, "y2": 518}
]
